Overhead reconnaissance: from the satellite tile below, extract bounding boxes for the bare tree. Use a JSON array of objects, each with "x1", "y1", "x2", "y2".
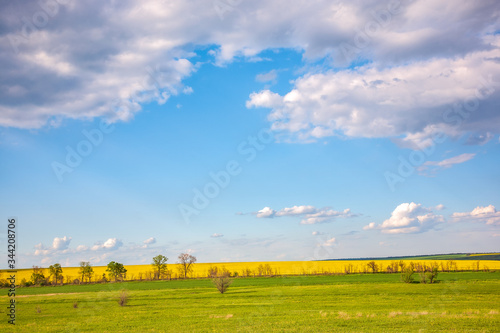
[
  {"x1": 212, "y1": 269, "x2": 232, "y2": 294},
  {"x1": 367, "y1": 261, "x2": 378, "y2": 273},
  {"x1": 177, "y1": 253, "x2": 197, "y2": 279}
]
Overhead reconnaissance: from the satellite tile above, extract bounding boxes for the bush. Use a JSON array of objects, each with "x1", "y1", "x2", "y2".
[
  {"x1": 213, "y1": 276, "x2": 232, "y2": 294},
  {"x1": 20, "y1": 278, "x2": 33, "y2": 287},
  {"x1": 118, "y1": 290, "x2": 128, "y2": 306},
  {"x1": 425, "y1": 267, "x2": 439, "y2": 284},
  {"x1": 401, "y1": 268, "x2": 415, "y2": 283}
]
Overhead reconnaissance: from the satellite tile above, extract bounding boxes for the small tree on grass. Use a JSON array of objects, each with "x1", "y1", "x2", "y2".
[
  {"x1": 106, "y1": 261, "x2": 127, "y2": 282},
  {"x1": 424, "y1": 266, "x2": 439, "y2": 284},
  {"x1": 177, "y1": 253, "x2": 197, "y2": 279},
  {"x1": 118, "y1": 290, "x2": 128, "y2": 306},
  {"x1": 401, "y1": 267, "x2": 415, "y2": 283},
  {"x1": 212, "y1": 270, "x2": 232, "y2": 294},
  {"x1": 151, "y1": 255, "x2": 168, "y2": 280}
]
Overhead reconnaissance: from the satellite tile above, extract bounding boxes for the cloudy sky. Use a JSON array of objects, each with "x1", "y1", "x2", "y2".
[{"x1": 1, "y1": 0, "x2": 499, "y2": 268}]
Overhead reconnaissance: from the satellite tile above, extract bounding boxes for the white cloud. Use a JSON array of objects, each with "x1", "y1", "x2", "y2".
[
  {"x1": 247, "y1": 46, "x2": 500, "y2": 146},
  {"x1": 435, "y1": 204, "x2": 446, "y2": 211},
  {"x1": 91, "y1": 238, "x2": 123, "y2": 251},
  {"x1": 2, "y1": 0, "x2": 497, "y2": 137},
  {"x1": 451, "y1": 205, "x2": 500, "y2": 225},
  {"x1": 76, "y1": 245, "x2": 89, "y2": 252},
  {"x1": 365, "y1": 202, "x2": 444, "y2": 234},
  {"x1": 211, "y1": 233, "x2": 224, "y2": 238},
  {"x1": 312, "y1": 231, "x2": 324, "y2": 236},
  {"x1": 276, "y1": 205, "x2": 317, "y2": 216},
  {"x1": 34, "y1": 236, "x2": 72, "y2": 255},
  {"x1": 418, "y1": 153, "x2": 475, "y2": 175},
  {"x1": 256, "y1": 207, "x2": 276, "y2": 218},
  {"x1": 254, "y1": 205, "x2": 353, "y2": 224},
  {"x1": 143, "y1": 237, "x2": 156, "y2": 245},
  {"x1": 52, "y1": 236, "x2": 72, "y2": 250}
]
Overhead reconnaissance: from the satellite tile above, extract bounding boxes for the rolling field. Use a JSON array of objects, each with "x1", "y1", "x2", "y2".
[{"x1": 1, "y1": 272, "x2": 499, "y2": 332}]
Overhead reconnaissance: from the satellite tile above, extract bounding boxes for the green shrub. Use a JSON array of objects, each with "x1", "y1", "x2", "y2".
[{"x1": 401, "y1": 268, "x2": 415, "y2": 283}]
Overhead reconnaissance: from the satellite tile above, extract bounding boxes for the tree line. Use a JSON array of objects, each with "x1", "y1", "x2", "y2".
[{"x1": 16, "y1": 253, "x2": 196, "y2": 287}]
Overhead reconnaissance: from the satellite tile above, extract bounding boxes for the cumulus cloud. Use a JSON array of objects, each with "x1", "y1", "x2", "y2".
[
  {"x1": 52, "y1": 236, "x2": 72, "y2": 250},
  {"x1": 256, "y1": 207, "x2": 276, "y2": 218},
  {"x1": 1, "y1": 0, "x2": 498, "y2": 139},
  {"x1": 451, "y1": 205, "x2": 500, "y2": 225},
  {"x1": 91, "y1": 238, "x2": 123, "y2": 251},
  {"x1": 365, "y1": 202, "x2": 444, "y2": 234},
  {"x1": 254, "y1": 205, "x2": 354, "y2": 224},
  {"x1": 211, "y1": 233, "x2": 224, "y2": 238},
  {"x1": 417, "y1": 153, "x2": 476, "y2": 176},
  {"x1": 34, "y1": 236, "x2": 72, "y2": 255},
  {"x1": 247, "y1": 48, "x2": 500, "y2": 146},
  {"x1": 143, "y1": 237, "x2": 156, "y2": 245}
]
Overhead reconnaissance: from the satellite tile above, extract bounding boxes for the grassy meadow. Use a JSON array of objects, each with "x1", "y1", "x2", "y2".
[{"x1": 1, "y1": 272, "x2": 499, "y2": 332}]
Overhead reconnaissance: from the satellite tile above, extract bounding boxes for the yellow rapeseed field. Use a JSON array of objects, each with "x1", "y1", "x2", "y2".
[{"x1": 5, "y1": 259, "x2": 500, "y2": 284}]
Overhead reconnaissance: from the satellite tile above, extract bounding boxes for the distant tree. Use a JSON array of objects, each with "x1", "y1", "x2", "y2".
[
  {"x1": 30, "y1": 266, "x2": 46, "y2": 285},
  {"x1": 421, "y1": 266, "x2": 438, "y2": 284},
  {"x1": 208, "y1": 266, "x2": 219, "y2": 278},
  {"x1": 367, "y1": 261, "x2": 378, "y2": 273},
  {"x1": 398, "y1": 260, "x2": 406, "y2": 272},
  {"x1": 106, "y1": 261, "x2": 127, "y2": 282},
  {"x1": 152, "y1": 255, "x2": 168, "y2": 280},
  {"x1": 177, "y1": 253, "x2": 197, "y2": 279},
  {"x1": 344, "y1": 264, "x2": 354, "y2": 274},
  {"x1": 48, "y1": 263, "x2": 63, "y2": 285},
  {"x1": 79, "y1": 262, "x2": 94, "y2": 283}
]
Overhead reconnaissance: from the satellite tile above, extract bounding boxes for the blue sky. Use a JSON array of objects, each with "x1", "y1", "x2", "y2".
[{"x1": 1, "y1": 0, "x2": 499, "y2": 268}]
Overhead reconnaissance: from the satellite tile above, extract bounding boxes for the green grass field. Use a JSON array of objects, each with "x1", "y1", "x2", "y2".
[{"x1": 2, "y1": 272, "x2": 499, "y2": 332}]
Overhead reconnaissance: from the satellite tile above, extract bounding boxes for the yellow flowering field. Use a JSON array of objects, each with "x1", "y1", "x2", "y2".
[{"x1": 5, "y1": 259, "x2": 500, "y2": 284}]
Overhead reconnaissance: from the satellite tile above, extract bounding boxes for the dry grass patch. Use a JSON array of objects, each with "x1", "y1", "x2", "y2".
[
  {"x1": 388, "y1": 311, "x2": 403, "y2": 318},
  {"x1": 210, "y1": 314, "x2": 233, "y2": 319},
  {"x1": 337, "y1": 311, "x2": 350, "y2": 319}
]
